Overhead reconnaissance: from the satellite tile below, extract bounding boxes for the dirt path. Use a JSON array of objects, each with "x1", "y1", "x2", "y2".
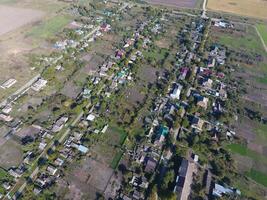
[{"x1": 201, "y1": 0, "x2": 207, "y2": 18}]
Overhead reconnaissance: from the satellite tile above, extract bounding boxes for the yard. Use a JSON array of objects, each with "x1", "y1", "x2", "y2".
[{"x1": 91, "y1": 124, "x2": 127, "y2": 168}]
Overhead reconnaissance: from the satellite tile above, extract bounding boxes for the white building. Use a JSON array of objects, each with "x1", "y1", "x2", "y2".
[{"x1": 170, "y1": 84, "x2": 183, "y2": 100}]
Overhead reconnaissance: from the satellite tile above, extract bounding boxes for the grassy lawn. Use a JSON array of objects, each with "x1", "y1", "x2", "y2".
[
  {"x1": 245, "y1": 169, "x2": 267, "y2": 187},
  {"x1": 256, "y1": 24, "x2": 267, "y2": 46},
  {"x1": 218, "y1": 26, "x2": 265, "y2": 54},
  {"x1": 143, "y1": 48, "x2": 169, "y2": 63},
  {"x1": 0, "y1": 167, "x2": 12, "y2": 181},
  {"x1": 29, "y1": 15, "x2": 71, "y2": 39}
]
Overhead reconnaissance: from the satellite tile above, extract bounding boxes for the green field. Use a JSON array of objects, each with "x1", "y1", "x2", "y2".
[
  {"x1": 110, "y1": 150, "x2": 123, "y2": 169},
  {"x1": 254, "y1": 123, "x2": 267, "y2": 144},
  {"x1": 256, "y1": 24, "x2": 267, "y2": 46},
  {"x1": 29, "y1": 15, "x2": 71, "y2": 39},
  {"x1": 109, "y1": 125, "x2": 127, "y2": 146},
  {"x1": 226, "y1": 143, "x2": 267, "y2": 165},
  {"x1": 217, "y1": 26, "x2": 265, "y2": 55},
  {"x1": 245, "y1": 169, "x2": 267, "y2": 187},
  {"x1": 256, "y1": 76, "x2": 267, "y2": 84}
]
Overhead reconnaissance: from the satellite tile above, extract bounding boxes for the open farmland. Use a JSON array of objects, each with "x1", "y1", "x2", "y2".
[
  {"x1": 0, "y1": 5, "x2": 44, "y2": 36},
  {"x1": 144, "y1": 0, "x2": 199, "y2": 8},
  {"x1": 207, "y1": 0, "x2": 267, "y2": 19}
]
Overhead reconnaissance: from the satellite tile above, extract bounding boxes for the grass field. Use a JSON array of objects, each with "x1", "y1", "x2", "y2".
[
  {"x1": 110, "y1": 150, "x2": 123, "y2": 169},
  {"x1": 256, "y1": 24, "x2": 267, "y2": 46},
  {"x1": 245, "y1": 169, "x2": 267, "y2": 187},
  {"x1": 217, "y1": 26, "x2": 265, "y2": 55},
  {"x1": 255, "y1": 123, "x2": 267, "y2": 143},
  {"x1": 207, "y1": 0, "x2": 267, "y2": 19},
  {"x1": 226, "y1": 143, "x2": 267, "y2": 165},
  {"x1": 28, "y1": 15, "x2": 71, "y2": 39}
]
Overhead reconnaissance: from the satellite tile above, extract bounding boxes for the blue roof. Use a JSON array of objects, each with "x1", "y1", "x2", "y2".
[{"x1": 158, "y1": 126, "x2": 169, "y2": 136}]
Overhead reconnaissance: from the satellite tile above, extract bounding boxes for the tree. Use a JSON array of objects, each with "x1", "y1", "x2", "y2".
[
  {"x1": 37, "y1": 157, "x2": 47, "y2": 167},
  {"x1": 161, "y1": 170, "x2": 175, "y2": 191},
  {"x1": 148, "y1": 185, "x2": 158, "y2": 200}
]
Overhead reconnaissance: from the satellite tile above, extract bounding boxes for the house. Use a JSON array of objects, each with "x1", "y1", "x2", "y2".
[
  {"x1": 2, "y1": 105, "x2": 12, "y2": 114},
  {"x1": 144, "y1": 157, "x2": 157, "y2": 173},
  {"x1": 9, "y1": 168, "x2": 22, "y2": 178},
  {"x1": 2, "y1": 182, "x2": 11, "y2": 190},
  {"x1": 33, "y1": 187, "x2": 42, "y2": 195},
  {"x1": 204, "y1": 170, "x2": 213, "y2": 196},
  {"x1": 39, "y1": 141, "x2": 47, "y2": 150},
  {"x1": 130, "y1": 175, "x2": 149, "y2": 189},
  {"x1": 212, "y1": 183, "x2": 241, "y2": 198},
  {"x1": 124, "y1": 38, "x2": 135, "y2": 48},
  {"x1": 77, "y1": 145, "x2": 89, "y2": 154},
  {"x1": 154, "y1": 126, "x2": 169, "y2": 146},
  {"x1": 1, "y1": 78, "x2": 17, "y2": 89},
  {"x1": 101, "y1": 125, "x2": 109, "y2": 133},
  {"x1": 0, "y1": 114, "x2": 13, "y2": 122},
  {"x1": 54, "y1": 158, "x2": 64, "y2": 166},
  {"x1": 52, "y1": 116, "x2": 68, "y2": 133},
  {"x1": 47, "y1": 165, "x2": 58, "y2": 176},
  {"x1": 174, "y1": 159, "x2": 196, "y2": 200},
  {"x1": 207, "y1": 57, "x2": 215, "y2": 68},
  {"x1": 133, "y1": 190, "x2": 144, "y2": 200},
  {"x1": 100, "y1": 23, "x2": 111, "y2": 32},
  {"x1": 86, "y1": 114, "x2": 96, "y2": 121},
  {"x1": 202, "y1": 78, "x2": 213, "y2": 89},
  {"x1": 179, "y1": 68, "x2": 189, "y2": 80},
  {"x1": 31, "y1": 78, "x2": 47, "y2": 92},
  {"x1": 195, "y1": 95, "x2": 209, "y2": 110},
  {"x1": 170, "y1": 84, "x2": 183, "y2": 100},
  {"x1": 115, "y1": 50, "x2": 125, "y2": 59},
  {"x1": 190, "y1": 116, "x2": 204, "y2": 132}
]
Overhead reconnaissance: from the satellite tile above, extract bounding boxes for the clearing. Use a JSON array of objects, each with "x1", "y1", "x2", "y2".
[
  {"x1": 0, "y1": 5, "x2": 44, "y2": 37},
  {"x1": 0, "y1": 140, "x2": 23, "y2": 170},
  {"x1": 207, "y1": 0, "x2": 267, "y2": 19}
]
